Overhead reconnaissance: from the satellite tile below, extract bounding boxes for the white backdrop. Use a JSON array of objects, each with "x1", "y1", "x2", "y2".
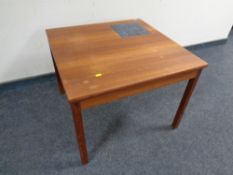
[{"x1": 0, "y1": 0, "x2": 232, "y2": 83}]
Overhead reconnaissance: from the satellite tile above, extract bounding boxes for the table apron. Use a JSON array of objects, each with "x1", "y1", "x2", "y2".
[{"x1": 80, "y1": 69, "x2": 200, "y2": 110}]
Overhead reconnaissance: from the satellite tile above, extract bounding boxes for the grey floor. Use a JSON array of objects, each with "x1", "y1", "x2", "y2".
[{"x1": 1, "y1": 29, "x2": 233, "y2": 175}]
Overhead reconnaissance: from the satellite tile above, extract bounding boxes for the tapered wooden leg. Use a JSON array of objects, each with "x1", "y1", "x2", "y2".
[
  {"x1": 50, "y1": 51, "x2": 65, "y2": 94},
  {"x1": 70, "y1": 103, "x2": 89, "y2": 164},
  {"x1": 172, "y1": 70, "x2": 202, "y2": 129}
]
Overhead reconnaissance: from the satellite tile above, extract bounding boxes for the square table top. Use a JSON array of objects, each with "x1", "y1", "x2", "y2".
[{"x1": 46, "y1": 19, "x2": 208, "y2": 102}]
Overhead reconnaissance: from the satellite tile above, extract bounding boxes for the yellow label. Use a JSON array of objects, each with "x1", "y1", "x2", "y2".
[{"x1": 95, "y1": 73, "x2": 102, "y2": 77}]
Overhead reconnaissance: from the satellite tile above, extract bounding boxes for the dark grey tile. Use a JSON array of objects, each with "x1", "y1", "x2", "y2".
[{"x1": 112, "y1": 23, "x2": 150, "y2": 38}]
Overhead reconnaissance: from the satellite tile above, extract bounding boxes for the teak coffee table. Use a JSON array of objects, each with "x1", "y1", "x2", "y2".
[{"x1": 46, "y1": 19, "x2": 208, "y2": 165}]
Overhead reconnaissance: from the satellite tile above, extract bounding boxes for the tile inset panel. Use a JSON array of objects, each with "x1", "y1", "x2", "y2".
[{"x1": 112, "y1": 23, "x2": 150, "y2": 38}]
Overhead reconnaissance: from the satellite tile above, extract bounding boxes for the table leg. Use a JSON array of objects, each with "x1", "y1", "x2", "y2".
[
  {"x1": 70, "y1": 102, "x2": 89, "y2": 164},
  {"x1": 172, "y1": 70, "x2": 202, "y2": 129},
  {"x1": 50, "y1": 51, "x2": 65, "y2": 94}
]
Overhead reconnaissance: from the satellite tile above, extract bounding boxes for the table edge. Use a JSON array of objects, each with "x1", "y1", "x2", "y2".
[{"x1": 68, "y1": 65, "x2": 207, "y2": 103}]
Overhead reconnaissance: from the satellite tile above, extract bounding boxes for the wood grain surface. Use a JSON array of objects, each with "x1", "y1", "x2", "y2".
[{"x1": 46, "y1": 19, "x2": 208, "y2": 103}]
